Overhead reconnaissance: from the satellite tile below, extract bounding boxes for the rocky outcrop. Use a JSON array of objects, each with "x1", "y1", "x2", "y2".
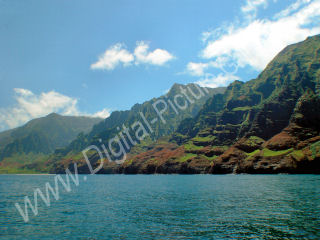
[{"x1": 208, "y1": 91, "x2": 320, "y2": 174}]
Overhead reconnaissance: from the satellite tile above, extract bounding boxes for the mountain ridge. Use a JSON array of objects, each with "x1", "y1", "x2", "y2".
[{"x1": 0, "y1": 113, "x2": 103, "y2": 173}]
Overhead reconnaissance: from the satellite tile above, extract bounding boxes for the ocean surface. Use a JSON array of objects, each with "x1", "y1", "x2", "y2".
[{"x1": 0, "y1": 174, "x2": 319, "y2": 239}]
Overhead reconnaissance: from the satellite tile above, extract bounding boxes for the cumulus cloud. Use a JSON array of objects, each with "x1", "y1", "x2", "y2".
[
  {"x1": 91, "y1": 41, "x2": 174, "y2": 70},
  {"x1": 202, "y1": 0, "x2": 320, "y2": 71},
  {"x1": 186, "y1": 62, "x2": 210, "y2": 76},
  {"x1": 195, "y1": 73, "x2": 240, "y2": 88},
  {"x1": 90, "y1": 43, "x2": 134, "y2": 70},
  {"x1": 134, "y1": 41, "x2": 175, "y2": 65},
  {"x1": 186, "y1": 57, "x2": 239, "y2": 76},
  {"x1": 0, "y1": 89, "x2": 110, "y2": 131}
]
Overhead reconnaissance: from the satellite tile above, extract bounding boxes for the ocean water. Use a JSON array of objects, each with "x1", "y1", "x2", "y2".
[{"x1": 0, "y1": 174, "x2": 319, "y2": 239}]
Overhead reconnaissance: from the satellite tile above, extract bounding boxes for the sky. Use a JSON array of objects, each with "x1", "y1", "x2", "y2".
[{"x1": 0, "y1": 0, "x2": 319, "y2": 131}]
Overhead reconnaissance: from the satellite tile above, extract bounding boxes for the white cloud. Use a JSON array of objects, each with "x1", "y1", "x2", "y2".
[
  {"x1": 186, "y1": 62, "x2": 210, "y2": 76},
  {"x1": 0, "y1": 89, "x2": 110, "y2": 131},
  {"x1": 134, "y1": 41, "x2": 175, "y2": 66},
  {"x1": 241, "y1": 0, "x2": 269, "y2": 19},
  {"x1": 186, "y1": 57, "x2": 239, "y2": 77},
  {"x1": 91, "y1": 108, "x2": 111, "y2": 118},
  {"x1": 201, "y1": 31, "x2": 213, "y2": 43},
  {"x1": 91, "y1": 41, "x2": 175, "y2": 71},
  {"x1": 13, "y1": 88, "x2": 33, "y2": 96},
  {"x1": 274, "y1": 0, "x2": 311, "y2": 19},
  {"x1": 196, "y1": 73, "x2": 240, "y2": 88},
  {"x1": 202, "y1": 0, "x2": 320, "y2": 71},
  {"x1": 90, "y1": 43, "x2": 134, "y2": 70}
]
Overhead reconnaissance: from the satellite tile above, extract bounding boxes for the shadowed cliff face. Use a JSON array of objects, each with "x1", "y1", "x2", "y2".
[{"x1": 209, "y1": 91, "x2": 320, "y2": 174}]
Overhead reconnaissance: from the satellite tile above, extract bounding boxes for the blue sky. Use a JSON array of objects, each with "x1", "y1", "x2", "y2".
[{"x1": 0, "y1": 0, "x2": 319, "y2": 131}]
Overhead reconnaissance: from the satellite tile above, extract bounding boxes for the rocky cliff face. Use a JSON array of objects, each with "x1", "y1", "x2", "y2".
[
  {"x1": 210, "y1": 91, "x2": 320, "y2": 174},
  {"x1": 116, "y1": 35, "x2": 320, "y2": 174}
]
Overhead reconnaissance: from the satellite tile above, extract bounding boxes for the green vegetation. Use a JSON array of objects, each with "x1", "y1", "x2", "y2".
[
  {"x1": 183, "y1": 141, "x2": 203, "y2": 151},
  {"x1": 69, "y1": 152, "x2": 85, "y2": 161},
  {"x1": 247, "y1": 136, "x2": 264, "y2": 144},
  {"x1": 311, "y1": 141, "x2": 320, "y2": 158},
  {"x1": 290, "y1": 150, "x2": 305, "y2": 160},
  {"x1": 176, "y1": 153, "x2": 197, "y2": 163},
  {"x1": 202, "y1": 155, "x2": 218, "y2": 161},
  {"x1": 243, "y1": 136, "x2": 265, "y2": 150},
  {"x1": 232, "y1": 106, "x2": 251, "y2": 111},
  {"x1": 262, "y1": 148, "x2": 293, "y2": 157},
  {"x1": 125, "y1": 137, "x2": 154, "y2": 155},
  {"x1": 66, "y1": 149, "x2": 98, "y2": 162},
  {"x1": 0, "y1": 152, "x2": 49, "y2": 165},
  {"x1": 0, "y1": 167, "x2": 44, "y2": 174},
  {"x1": 192, "y1": 135, "x2": 216, "y2": 142},
  {"x1": 124, "y1": 159, "x2": 133, "y2": 166},
  {"x1": 147, "y1": 158, "x2": 158, "y2": 164},
  {"x1": 0, "y1": 152, "x2": 51, "y2": 173},
  {"x1": 245, "y1": 149, "x2": 261, "y2": 161},
  {"x1": 246, "y1": 149, "x2": 261, "y2": 157}
]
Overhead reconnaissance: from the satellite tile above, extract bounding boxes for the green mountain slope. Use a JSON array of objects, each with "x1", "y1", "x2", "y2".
[{"x1": 0, "y1": 113, "x2": 102, "y2": 163}]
